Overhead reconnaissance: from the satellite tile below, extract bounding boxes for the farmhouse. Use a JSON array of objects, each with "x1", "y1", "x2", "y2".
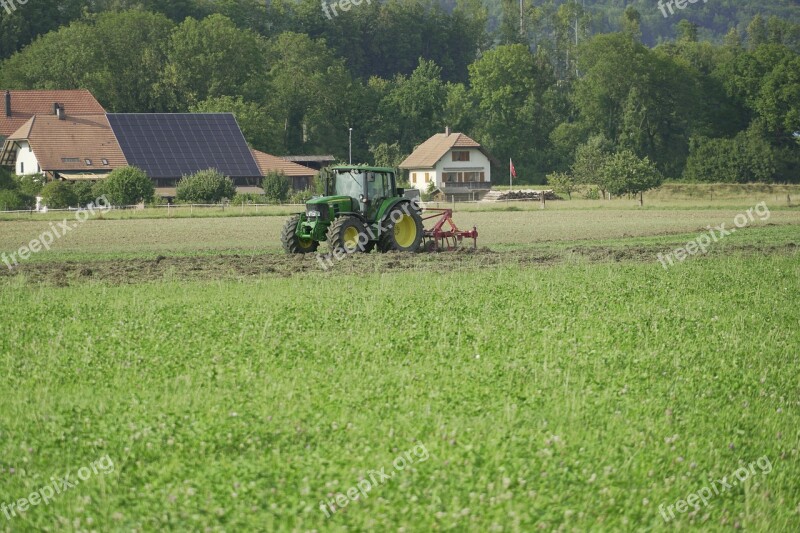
[
  {"x1": 0, "y1": 89, "x2": 105, "y2": 144},
  {"x1": 400, "y1": 128, "x2": 494, "y2": 200},
  {"x1": 0, "y1": 114, "x2": 126, "y2": 180}
]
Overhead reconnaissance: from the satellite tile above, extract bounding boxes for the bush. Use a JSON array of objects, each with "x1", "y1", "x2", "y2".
[
  {"x1": 288, "y1": 189, "x2": 314, "y2": 204},
  {"x1": 0, "y1": 189, "x2": 35, "y2": 210},
  {"x1": 103, "y1": 167, "x2": 154, "y2": 206},
  {"x1": 72, "y1": 181, "x2": 98, "y2": 207},
  {"x1": 547, "y1": 172, "x2": 577, "y2": 199},
  {"x1": 176, "y1": 169, "x2": 236, "y2": 203},
  {"x1": 41, "y1": 181, "x2": 78, "y2": 209},
  {"x1": 231, "y1": 192, "x2": 265, "y2": 205},
  {"x1": 261, "y1": 171, "x2": 290, "y2": 203},
  {"x1": 15, "y1": 173, "x2": 46, "y2": 196},
  {"x1": 0, "y1": 167, "x2": 17, "y2": 190}
]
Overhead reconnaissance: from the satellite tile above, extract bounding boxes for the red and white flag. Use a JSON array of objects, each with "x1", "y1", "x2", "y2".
[{"x1": 510, "y1": 159, "x2": 517, "y2": 179}]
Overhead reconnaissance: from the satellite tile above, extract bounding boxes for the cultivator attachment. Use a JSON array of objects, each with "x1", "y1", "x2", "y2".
[{"x1": 420, "y1": 208, "x2": 478, "y2": 252}]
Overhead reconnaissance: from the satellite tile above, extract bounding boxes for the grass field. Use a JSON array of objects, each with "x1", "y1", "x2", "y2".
[{"x1": 1, "y1": 198, "x2": 799, "y2": 531}]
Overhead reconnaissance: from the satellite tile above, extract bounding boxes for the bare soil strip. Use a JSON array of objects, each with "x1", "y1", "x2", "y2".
[{"x1": 1, "y1": 242, "x2": 796, "y2": 286}]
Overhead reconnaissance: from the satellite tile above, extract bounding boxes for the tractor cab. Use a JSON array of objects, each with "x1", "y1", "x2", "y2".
[{"x1": 324, "y1": 166, "x2": 397, "y2": 217}]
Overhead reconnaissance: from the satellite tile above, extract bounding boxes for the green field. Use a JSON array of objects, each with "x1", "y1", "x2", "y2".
[{"x1": 1, "y1": 200, "x2": 799, "y2": 531}]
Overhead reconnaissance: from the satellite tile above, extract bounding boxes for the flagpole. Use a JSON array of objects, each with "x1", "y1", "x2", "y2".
[{"x1": 509, "y1": 159, "x2": 512, "y2": 190}]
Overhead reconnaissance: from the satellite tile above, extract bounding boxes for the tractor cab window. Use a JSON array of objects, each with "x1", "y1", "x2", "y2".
[
  {"x1": 333, "y1": 171, "x2": 365, "y2": 199},
  {"x1": 366, "y1": 172, "x2": 389, "y2": 201}
]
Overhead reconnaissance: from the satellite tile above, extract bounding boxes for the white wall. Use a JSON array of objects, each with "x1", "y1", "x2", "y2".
[
  {"x1": 406, "y1": 147, "x2": 491, "y2": 191},
  {"x1": 14, "y1": 141, "x2": 40, "y2": 176}
]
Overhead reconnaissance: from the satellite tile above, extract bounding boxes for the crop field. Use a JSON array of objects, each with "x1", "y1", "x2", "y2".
[{"x1": 1, "y1": 200, "x2": 799, "y2": 531}]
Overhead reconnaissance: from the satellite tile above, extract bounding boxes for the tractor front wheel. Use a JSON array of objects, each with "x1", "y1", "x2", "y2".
[
  {"x1": 327, "y1": 216, "x2": 370, "y2": 254},
  {"x1": 281, "y1": 215, "x2": 319, "y2": 254},
  {"x1": 379, "y1": 205, "x2": 424, "y2": 253}
]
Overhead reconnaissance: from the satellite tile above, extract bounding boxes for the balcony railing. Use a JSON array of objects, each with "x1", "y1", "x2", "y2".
[{"x1": 442, "y1": 181, "x2": 491, "y2": 190}]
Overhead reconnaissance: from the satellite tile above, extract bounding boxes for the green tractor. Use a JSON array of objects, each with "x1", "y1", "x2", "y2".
[{"x1": 281, "y1": 165, "x2": 425, "y2": 255}]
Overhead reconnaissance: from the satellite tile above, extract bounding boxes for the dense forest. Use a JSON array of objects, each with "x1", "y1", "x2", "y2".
[{"x1": 1, "y1": 0, "x2": 799, "y2": 183}]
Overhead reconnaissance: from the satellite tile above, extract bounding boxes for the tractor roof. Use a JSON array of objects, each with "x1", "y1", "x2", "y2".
[{"x1": 328, "y1": 165, "x2": 396, "y2": 173}]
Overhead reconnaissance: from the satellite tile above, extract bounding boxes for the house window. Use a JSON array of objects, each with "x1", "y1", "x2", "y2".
[
  {"x1": 62, "y1": 157, "x2": 80, "y2": 163},
  {"x1": 85, "y1": 159, "x2": 92, "y2": 166},
  {"x1": 443, "y1": 172, "x2": 457, "y2": 183},
  {"x1": 102, "y1": 159, "x2": 109, "y2": 166},
  {"x1": 425, "y1": 172, "x2": 431, "y2": 183},
  {"x1": 464, "y1": 172, "x2": 481, "y2": 182},
  {"x1": 480, "y1": 172, "x2": 486, "y2": 182},
  {"x1": 411, "y1": 173, "x2": 416, "y2": 184},
  {"x1": 452, "y1": 151, "x2": 470, "y2": 162},
  {"x1": 19, "y1": 162, "x2": 24, "y2": 174}
]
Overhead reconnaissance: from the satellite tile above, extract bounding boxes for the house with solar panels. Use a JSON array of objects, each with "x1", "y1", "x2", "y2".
[{"x1": 0, "y1": 90, "x2": 319, "y2": 199}]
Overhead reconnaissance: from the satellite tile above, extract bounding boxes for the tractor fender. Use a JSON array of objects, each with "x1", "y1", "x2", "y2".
[{"x1": 377, "y1": 198, "x2": 422, "y2": 226}]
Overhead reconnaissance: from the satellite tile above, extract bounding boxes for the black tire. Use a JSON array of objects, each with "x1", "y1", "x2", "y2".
[
  {"x1": 327, "y1": 216, "x2": 370, "y2": 254},
  {"x1": 378, "y1": 204, "x2": 424, "y2": 253},
  {"x1": 281, "y1": 215, "x2": 319, "y2": 254}
]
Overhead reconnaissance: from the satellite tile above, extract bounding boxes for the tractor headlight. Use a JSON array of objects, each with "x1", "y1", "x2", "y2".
[{"x1": 307, "y1": 210, "x2": 321, "y2": 218}]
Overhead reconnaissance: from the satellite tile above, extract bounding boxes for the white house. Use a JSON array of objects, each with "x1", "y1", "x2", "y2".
[{"x1": 400, "y1": 129, "x2": 494, "y2": 199}]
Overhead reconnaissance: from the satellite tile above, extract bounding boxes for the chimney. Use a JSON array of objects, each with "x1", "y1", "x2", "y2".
[
  {"x1": 56, "y1": 104, "x2": 65, "y2": 120},
  {"x1": 445, "y1": 126, "x2": 451, "y2": 136},
  {"x1": 4, "y1": 91, "x2": 10, "y2": 118},
  {"x1": 53, "y1": 102, "x2": 59, "y2": 115}
]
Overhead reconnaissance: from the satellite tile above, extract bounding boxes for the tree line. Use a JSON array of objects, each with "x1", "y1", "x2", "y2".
[{"x1": 0, "y1": 2, "x2": 798, "y2": 184}]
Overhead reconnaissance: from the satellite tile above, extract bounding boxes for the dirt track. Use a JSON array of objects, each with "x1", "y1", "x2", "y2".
[{"x1": 1, "y1": 242, "x2": 796, "y2": 286}]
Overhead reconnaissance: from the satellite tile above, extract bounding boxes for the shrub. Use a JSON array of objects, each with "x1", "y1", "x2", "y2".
[
  {"x1": 0, "y1": 167, "x2": 17, "y2": 190},
  {"x1": 288, "y1": 189, "x2": 314, "y2": 204},
  {"x1": 41, "y1": 181, "x2": 78, "y2": 208},
  {"x1": 176, "y1": 169, "x2": 236, "y2": 203},
  {"x1": 231, "y1": 192, "x2": 265, "y2": 205},
  {"x1": 15, "y1": 173, "x2": 46, "y2": 196},
  {"x1": 72, "y1": 181, "x2": 98, "y2": 207},
  {"x1": 261, "y1": 171, "x2": 290, "y2": 203},
  {"x1": 103, "y1": 167, "x2": 154, "y2": 206},
  {"x1": 547, "y1": 172, "x2": 577, "y2": 199},
  {"x1": 0, "y1": 189, "x2": 35, "y2": 210}
]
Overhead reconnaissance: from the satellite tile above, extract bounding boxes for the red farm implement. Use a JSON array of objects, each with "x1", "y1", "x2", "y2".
[{"x1": 420, "y1": 208, "x2": 478, "y2": 251}]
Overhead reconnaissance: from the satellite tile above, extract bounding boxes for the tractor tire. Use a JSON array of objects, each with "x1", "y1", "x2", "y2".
[
  {"x1": 281, "y1": 215, "x2": 319, "y2": 254},
  {"x1": 378, "y1": 204, "x2": 424, "y2": 253},
  {"x1": 327, "y1": 216, "x2": 370, "y2": 254}
]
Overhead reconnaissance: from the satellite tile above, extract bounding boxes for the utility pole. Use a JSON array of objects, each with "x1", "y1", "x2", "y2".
[
  {"x1": 348, "y1": 127, "x2": 353, "y2": 164},
  {"x1": 520, "y1": 0, "x2": 524, "y2": 39}
]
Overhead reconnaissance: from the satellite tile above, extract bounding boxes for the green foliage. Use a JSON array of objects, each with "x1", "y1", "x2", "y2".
[
  {"x1": 40, "y1": 180, "x2": 78, "y2": 209},
  {"x1": 683, "y1": 127, "x2": 778, "y2": 183},
  {"x1": 231, "y1": 192, "x2": 265, "y2": 206},
  {"x1": 72, "y1": 181, "x2": 98, "y2": 207},
  {"x1": 369, "y1": 142, "x2": 406, "y2": 169},
  {"x1": 546, "y1": 171, "x2": 577, "y2": 199},
  {"x1": 261, "y1": 172, "x2": 290, "y2": 203},
  {"x1": 599, "y1": 150, "x2": 663, "y2": 200},
  {"x1": 176, "y1": 169, "x2": 236, "y2": 203},
  {"x1": 104, "y1": 167, "x2": 155, "y2": 206},
  {"x1": 14, "y1": 173, "x2": 46, "y2": 197},
  {"x1": 0, "y1": 167, "x2": 16, "y2": 190},
  {"x1": 0, "y1": 189, "x2": 34, "y2": 210},
  {"x1": 572, "y1": 134, "x2": 613, "y2": 187}
]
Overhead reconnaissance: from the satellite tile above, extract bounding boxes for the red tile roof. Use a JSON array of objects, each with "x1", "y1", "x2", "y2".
[
  {"x1": 1, "y1": 89, "x2": 106, "y2": 138},
  {"x1": 251, "y1": 149, "x2": 317, "y2": 177},
  {"x1": 6, "y1": 114, "x2": 126, "y2": 172}
]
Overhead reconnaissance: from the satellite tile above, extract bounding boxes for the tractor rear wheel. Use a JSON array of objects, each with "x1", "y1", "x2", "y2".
[
  {"x1": 378, "y1": 205, "x2": 424, "y2": 253},
  {"x1": 281, "y1": 215, "x2": 319, "y2": 254},
  {"x1": 327, "y1": 216, "x2": 369, "y2": 254}
]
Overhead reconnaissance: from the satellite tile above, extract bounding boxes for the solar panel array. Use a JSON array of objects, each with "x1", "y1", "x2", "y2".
[{"x1": 107, "y1": 113, "x2": 261, "y2": 179}]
